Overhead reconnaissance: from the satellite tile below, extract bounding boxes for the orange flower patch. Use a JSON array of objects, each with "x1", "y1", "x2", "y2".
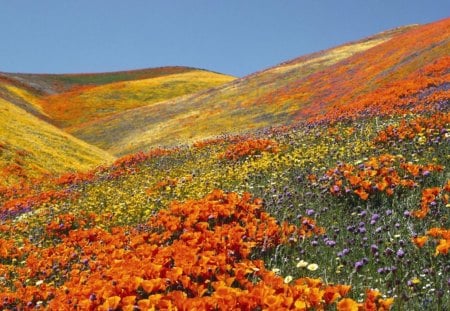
[
  {"x1": 411, "y1": 181, "x2": 450, "y2": 219},
  {"x1": 412, "y1": 236, "x2": 429, "y2": 248},
  {"x1": 374, "y1": 112, "x2": 450, "y2": 145},
  {"x1": 222, "y1": 139, "x2": 280, "y2": 160},
  {"x1": 0, "y1": 190, "x2": 391, "y2": 310},
  {"x1": 413, "y1": 227, "x2": 450, "y2": 256},
  {"x1": 321, "y1": 154, "x2": 442, "y2": 201},
  {"x1": 427, "y1": 227, "x2": 450, "y2": 256}
]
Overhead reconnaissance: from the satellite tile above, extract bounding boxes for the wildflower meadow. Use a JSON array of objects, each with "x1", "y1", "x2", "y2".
[{"x1": 0, "y1": 103, "x2": 448, "y2": 310}]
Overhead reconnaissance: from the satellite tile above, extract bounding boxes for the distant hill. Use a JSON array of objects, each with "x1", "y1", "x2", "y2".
[
  {"x1": 39, "y1": 69, "x2": 235, "y2": 128},
  {"x1": 0, "y1": 97, "x2": 115, "y2": 187},
  {"x1": 3, "y1": 66, "x2": 202, "y2": 94},
  {"x1": 0, "y1": 74, "x2": 50, "y2": 122},
  {"x1": 1, "y1": 67, "x2": 235, "y2": 128}
]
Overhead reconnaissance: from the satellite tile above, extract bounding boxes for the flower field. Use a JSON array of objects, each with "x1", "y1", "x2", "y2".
[
  {"x1": 1, "y1": 99, "x2": 448, "y2": 309},
  {"x1": 0, "y1": 16, "x2": 449, "y2": 311}
]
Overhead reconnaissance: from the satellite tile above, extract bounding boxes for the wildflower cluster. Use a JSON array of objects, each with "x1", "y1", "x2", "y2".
[
  {"x1": 0, "y1": 190, "x2": 391, "y2": 310},
  {"x1": 413, "y1": 227, "x2": 450, "y2": 256},
  {"x1": 410, "y1": 181, "x2": 450, "y2": 219},
  {"x1": 222, "y1": 139, "x2": 280, "y2": 161},
  {"x1": 0, "y1": 103, "x2": 447, "y2": 309},
  {"x1": 374, "y1": 112, "x2": 450, "y2": 145},
  {"x1": 321, "y1": 154, "x2": 443, "y2": 201}
]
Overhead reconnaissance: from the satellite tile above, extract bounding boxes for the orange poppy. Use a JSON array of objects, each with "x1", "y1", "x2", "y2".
[
  {"x1": 412, "y1": 236, "x2": 428, "y2": 248},
  {"x1": 354, "y1": 188, "x2": 369, "y2": 200},
  {"x1": 337, "y1": 298, "x2": 359, "y2": 311}
]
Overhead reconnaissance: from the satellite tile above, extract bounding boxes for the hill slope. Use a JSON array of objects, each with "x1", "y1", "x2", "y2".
[
  {"x1": 70, "y1": 20, "x2": 449, "y2": 155},
  {"x1": 0, "y1": 97, "x2": 115, "y2": 186},
  {"x1": 2, "y1": 67, "x2": 235, "y2": 129},
  {"x1": 0, "y1": 74, "x2": 50, "y2": 122},
  {"x1": 1, "y1": 108, "x2": 448, "y2": 309},
  {"x1": 71, "y1": 25, "x2": 417, "y2": 155},
  {"x1": 40, "y1": 69, "x2": 235, "y2": 128},
  {"x1": 0, "y1": 66, "x2": 235, "y2": 182}
]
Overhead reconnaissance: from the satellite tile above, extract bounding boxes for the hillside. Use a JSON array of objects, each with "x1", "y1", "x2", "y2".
[
  {"x1": 72, "y1": 20, "x2": 449, "y2": 154},
  {"x1": 40, "y1": 70, "x2": 235, "y2": 128},
  {"x1": 0, "y1": 66, "x2": 235, "y2": 183},
  {"x1": 0, "y1": 74, "x2": 50, "y2": 122},
  {"x1": 0, "y1": 97, "x2": 115, "y2": 187},
  {"x1": 0, "y1": 109, "x2": 448, "y2": 309},
  {"x1": 2, "y1": 67, "x2": 235, "y2": 129},
  {"x1": 69, "y1": 19, "x2": 449, "y2": 156}
]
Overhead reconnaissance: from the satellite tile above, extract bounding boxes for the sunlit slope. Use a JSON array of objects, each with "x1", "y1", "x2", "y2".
[
  {"x1": 71, "y1": 25, "x2": 421, "y2": 155},
  {"x1": 0, "y1": 98, "x2": 115, "y2": 186},
  {"x1": 4, "y1": 66, "x2": 199, "y2": 94},
  {"x1": 40, "y1": 70, "x2": 235, "y2": 128},
  {"x1": 0, "y1": 74, "x2": 51, "y2": 122},
  {"x1": 269, "y1": 17, "x2": 450, "y2": 122}
]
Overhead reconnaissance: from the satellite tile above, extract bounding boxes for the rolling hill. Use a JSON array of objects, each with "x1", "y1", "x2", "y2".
[
  {"x1": 69, "y1": 18, "x2": 449, "y2": 155},
  {"x1": 0, "y1": 67, "x2": 235, "y2": 182},
  {"x1": 2, "y1": 67, "x2": 235, "y2": 128},
  {"x1": 39, "y1": 69, "x2": 235, "y2": 128},
  {"x1": 0, "y1": 97, "x2": 115, "y2": 187}
]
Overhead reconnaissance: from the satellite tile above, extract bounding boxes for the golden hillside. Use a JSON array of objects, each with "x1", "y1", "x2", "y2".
[
  {"x1": 40, "y1": 70, "x2": 235, "y2": 128},
  {"x1": 0, "y1": 98, "x2": 115, "y2": 186}
]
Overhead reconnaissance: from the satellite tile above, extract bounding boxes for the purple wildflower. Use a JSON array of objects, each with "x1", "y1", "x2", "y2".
[
  {"x1": 377, "y1": 267, "x2": 386, "y2": 274},
  {"x1": 355, "y1": 261, "x2": 364, "y2": 271},
  {"x1": 397, "y1": 248, "x2": 405, "y2": 258},
  {"x1": 384, "y1": 248, "x2": 394, "y2": 256},
  {"x1": 371, "y1": 244, "x2": 379, "y2": 254},
  {"x1": 325, "y1": 240, "x2": 336, "y2": 247}
]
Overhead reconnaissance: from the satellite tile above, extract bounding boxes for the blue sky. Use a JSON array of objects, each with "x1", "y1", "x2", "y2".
[{"x1": 1, "y1": 1, "x2": 448, "y2": 77}]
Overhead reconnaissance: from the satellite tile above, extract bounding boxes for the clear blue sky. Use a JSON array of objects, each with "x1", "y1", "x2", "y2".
[{"x1": 1, "y1": 1, "x2": 448, "y2": 77}]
